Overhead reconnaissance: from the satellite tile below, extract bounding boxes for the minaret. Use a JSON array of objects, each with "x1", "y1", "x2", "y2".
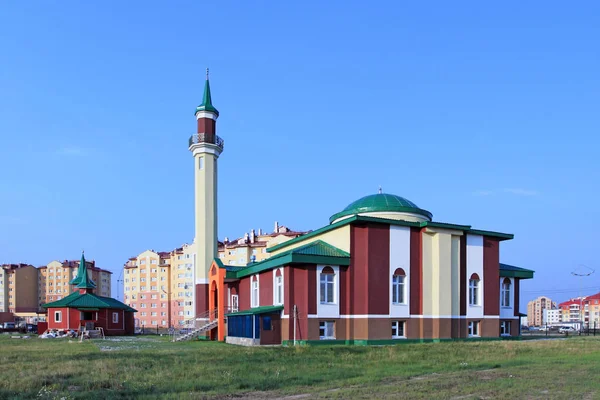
[
  {"x1": 69, "y1": 252, "x2": 96, "y2": 294},
  {"x1": 189, "y1": 69, "x2": 223, "y2": 315}
]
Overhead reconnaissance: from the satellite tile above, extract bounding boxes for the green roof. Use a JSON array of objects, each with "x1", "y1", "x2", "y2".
[
  {"x1": 195, "y1": 71, "x2": 219, "y2": 116},
  {"x1": 267, "y1": 215, "x2": 514, "y2": 254},
  {"x1": 69, "y1": 252, "x2": 96, "y2": 289},
  {"x1": 43, "y1": 290, "x2": 136, "y2": 312},
  {"x1": 500, "y1": 263, "x2": 534, "y2": 279},
  {"x1": 330, "y1": 193, "x2": 433, "y2": 223},
  {"x1": 223, "y1": 240, "x2": 350, "y2": 279},
  {"x1": 226, "y1": 305, "x2": 283, "y2": 317}
]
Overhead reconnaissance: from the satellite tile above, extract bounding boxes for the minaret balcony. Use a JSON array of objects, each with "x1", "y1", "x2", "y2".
[{"x1": 189, "y1": 133, "x2": 225, "y2": 150}]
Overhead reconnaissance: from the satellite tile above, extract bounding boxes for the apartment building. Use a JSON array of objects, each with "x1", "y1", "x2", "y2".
[
  {"x1": 559, "y1": 293, "x2": 600, "y2": 328},
  {"x1": 543, "y1": 308, "x2": 562, "y2": 325},
  {"x1": 123, "y1": 250, "x2": 172, "y2": 329},
  {"x1": 218, "y1": 222, "x2": 306, "y2": 266},
  {"x1": 44, "y1": 259, "x2": 112, "y2": 303},
  {"x1": 0, "y1": 264, "x2": 39, "y2": 314},
  {"x1": 527, "y1": 296, "x2": 556, "y2": 327},
  {"x1": 169, "y1": 243, "x2": 195, "y2": 326}
]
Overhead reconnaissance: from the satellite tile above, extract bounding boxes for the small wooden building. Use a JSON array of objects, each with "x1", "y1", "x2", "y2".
[{"x1": 43, "y1": 253, "x2": 136, "y2": 335}]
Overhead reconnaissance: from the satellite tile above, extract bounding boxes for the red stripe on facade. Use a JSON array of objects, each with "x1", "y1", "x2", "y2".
[
  {"x1": 367, "y1": 224, "x2": 390, "y2": 315},
  {"x1": 459, "y1": 235, "x2": 467, "y2": 316},
  {"x1": 259, "y1": 270, "x2": 273, "y2": 307},
  {"x1": 410, "y1": 227, "x2": 423, "y2": 315},
  {"x1": 195, "y1": 283, "x2": 209, "y2": 314},
  {"x1": 307, "y1": 267, "x2": 317, "y2": 315},
  {"x1": 483, "y1": 237, "x2": 500, "y2": 315},
  {"x1": 514, "y1": 279, "x2": 520, "y2": 317},
  {"x1": 350, "y1": 225, "x2": 370, "y2": 315}
]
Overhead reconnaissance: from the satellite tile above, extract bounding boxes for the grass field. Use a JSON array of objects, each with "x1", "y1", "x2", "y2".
[{"x1": 1, "y1": 335, "x2": 599, "y2": 399}]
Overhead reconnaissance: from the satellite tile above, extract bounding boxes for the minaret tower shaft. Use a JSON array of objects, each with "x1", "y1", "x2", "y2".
[{"x1": 189, "y1": 69, "x2": 223, "y2": 315}]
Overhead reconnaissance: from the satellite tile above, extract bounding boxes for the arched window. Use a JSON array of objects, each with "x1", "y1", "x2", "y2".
[
  {"x1": 320, "y1": 266, "x2": 335, "y2": 304},
  {"x1": 469, "y1": 273, "x2": 480, "y2": 306},
  {"x1": 501, "y1": 278, "x2": 511, "y2": 307},
  {"x1": 392, "y1": 268, "x2": 406, "y2": 304},
  {"x1": 274, "y1": 269, "x2": 283, "y2": 305},
  {"x1": 251, "y1": 275, "x2": 259, "y2": 308}
]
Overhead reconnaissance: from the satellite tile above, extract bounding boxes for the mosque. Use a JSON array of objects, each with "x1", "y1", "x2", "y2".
[{"x1": 190, "y1": 72, "x2": 533, "y2": 345}]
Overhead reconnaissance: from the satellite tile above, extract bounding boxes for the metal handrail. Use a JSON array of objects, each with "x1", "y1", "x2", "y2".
[
  {"x1": 188, "y1": 133, "x2": 224, "y2": 150},
  {"x1": 171, "y1": 307, "x2": 235, "y2": 342}
]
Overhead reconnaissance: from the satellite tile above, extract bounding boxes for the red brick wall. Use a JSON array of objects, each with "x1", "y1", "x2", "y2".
[
  {"x1": 350, "y1": 225, "x2": 369, "y2": 315},
  {"x1": 483, "y1": 237, "x2": 500, "y2": 316},
  {"x1": 259, "y1": 270, "x2": 273, "y2": 307},
  {"x1": 410, "y1": 228, "x2": 423, "y2": 315},
  {"x1": 367, "y1": 224, "x2": 390, "y2": 315}
]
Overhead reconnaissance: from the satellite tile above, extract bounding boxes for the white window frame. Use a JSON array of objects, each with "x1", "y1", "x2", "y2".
[
  {"x1": 273, "y1": 268, "x2": 284, "y2": 306},
  {"x1": 501, "y1": 279, "x2": 511, "y2": 308},
  {"x1": 231, "y1": 294, "x2": 239, "y2": 312},
  {"x1": 251, "y1": 275, "x2": 259, "y2": 308},
  {"x1": 500, "y1": 320, "x2": 511, "y2": 336},
  {"x1": 112, "y1": 312, "x2": 119, "y2": 323},
  {"x1": 55, "y1": 311, "x2": 62, "y2": 322},
  {"x1": 320, "y1": 268, "x2": 335, "y2": 304},
  {"x1": 392, "y1": 320, "x2": 406, "y2": 339},
  {"x1": 392, "y1": 274, "x2": 406, "y2": 305},
  {"x1": 468, "y1": 321, "x2": 480, "y2": 337},
  {"x1": 469, "y1": 278, "x2": 480, "y2": 306},
  {"x1": 319, "y1": 321, "x2": 335, "y2": 340}
]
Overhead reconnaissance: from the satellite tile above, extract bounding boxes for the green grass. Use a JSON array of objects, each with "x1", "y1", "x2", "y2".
[{"x1": 1, "y1": 335, "x2": 600, "y2": 399}]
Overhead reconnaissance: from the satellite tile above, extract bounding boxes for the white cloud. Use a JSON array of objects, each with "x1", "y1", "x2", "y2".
[{"x1": 503, "y1": 188, "x2": 539, "y2": 196}]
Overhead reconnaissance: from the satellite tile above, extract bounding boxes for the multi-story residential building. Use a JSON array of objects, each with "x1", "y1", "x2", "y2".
[
  {"x1": 123, "y1": 250, "x2": 171, "y2": 329},
  {"x1": 218, "y1": 223, "x2": 306, "y2": 267},
  {"x1": 543, "y1": 308, "x2": 562, "y2": 325},
  {"x1": 559, "y1": 293, "x2": 600, "y2": 329},
  {"x1": 169, "y1": 244, "x2": 195, "y2": 326},
  {"x1": 38, "y1": 266, "x2": 47, "y2": 310},
  {"x1": 527, "y1": 296, "x2": 556, "y2": 327},
  {"x1": 559, "y1": 298, "x2": 583, "y2": 325},
  {"x1": 0, "y1": 266, "x2": 8, "y2": 312},
  {"x1": 44, "y1": 259, "x2": 112, "y2": 303},
  {"x1": 0, "y1": 264, "x2": 39, "y2": 315}
]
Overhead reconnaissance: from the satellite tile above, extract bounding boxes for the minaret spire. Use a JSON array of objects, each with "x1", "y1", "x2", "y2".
[
  {"x1": 69, "y1": 251, "x2": 96, "y2": 291},
  {"x1": 196, "y1": 67, "x2": 219, "y2": 116}
]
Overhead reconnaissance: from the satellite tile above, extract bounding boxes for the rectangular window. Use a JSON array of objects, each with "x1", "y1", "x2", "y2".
[
  {"x1": 151, "y1": 303, "x2": 157, "y2": 308},
  {"x1": 392, "y1": 275, "x2": 405, "y2": 304},
  {"x1": 263, "y1": 316, "x2": 272, "y2": 331},
  {"x1": 55, "y1": 311, "x2": 62, "y2": 322},
  {"x1": 231, "y1": 294, "x2": 239, "y2": 312},
  {"x1": 319, "y1": 321, "x2": 335, "y2": 340},
  {"x1": 320, "y1": 273, "x2": 334, "y2": 304},
  {"x1": 468, "y1": 321, "x2": 480, "y2": 337},
  {"x1": 469, "y1": 279, "x2": 479, "y2": 306},
  {"x1": 274, "y1": 274, "x2": 283, "y2": 305},
  {"x1": 500, "y1": 321, "x2": 511, "y2": 336},
  {"x1": 251, "y1": 278, "x2": 259, "y2": 308},
  {"x1": 501, "y1": 279, "x2": 511, "y2": 307},
  {"x1": 392, "y1": 321, "x2": 405, "y2": 338},
  {"x1": 112, "y1": 312, "x2": 119, "y2": 323},
  {"x1": 199, "y1": 156, "x2": 204, "y2": 170}
]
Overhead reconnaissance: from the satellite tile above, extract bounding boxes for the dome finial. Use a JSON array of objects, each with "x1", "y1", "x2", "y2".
[
  {"x1": 206, "y1": 67, "x2": 209, "y2": 81},
  {"x1": 378, "y1": 186, "x2": 383, "y2": 194}
]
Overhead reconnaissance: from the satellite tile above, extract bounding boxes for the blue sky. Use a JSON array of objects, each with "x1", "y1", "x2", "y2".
[{"x1": 1, "y1": 2, "x2": 598, "y2": 308}]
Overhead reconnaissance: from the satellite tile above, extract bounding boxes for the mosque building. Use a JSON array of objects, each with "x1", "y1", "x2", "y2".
[{"x1": 190, "y1": 72, "x2": 533, "y2": 345}]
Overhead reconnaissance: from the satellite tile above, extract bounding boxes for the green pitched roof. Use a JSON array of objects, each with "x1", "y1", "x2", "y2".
[
  {"x1": 500, "y1": 263, "x2": 534, "y2": 279},
  {"x1": 226, "y1": 305, "x2": 283, "y2": 317},
  {"x1": 69, "y1": 252, "x2": 96, "y2": 289},
  {"x1": 330, "y1": 193, "x2": 433, "y2": 223},
  {"x1": 267, "y1": 215, "x2": 514, "y2": 254},
  {"x1": 222, "y1": 240, "x2": 350, "y2": 279},
  {"x1": 195, "y1": 71, "x2": 219, "y2": 116},
  {"x1": 43, "y1": 290, "x2": 136, "y2": 312}
]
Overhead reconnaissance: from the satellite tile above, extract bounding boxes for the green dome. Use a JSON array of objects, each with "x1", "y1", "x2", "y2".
[{"x1": 329, "y1": 193, "x2": 433, "y2": 224}]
